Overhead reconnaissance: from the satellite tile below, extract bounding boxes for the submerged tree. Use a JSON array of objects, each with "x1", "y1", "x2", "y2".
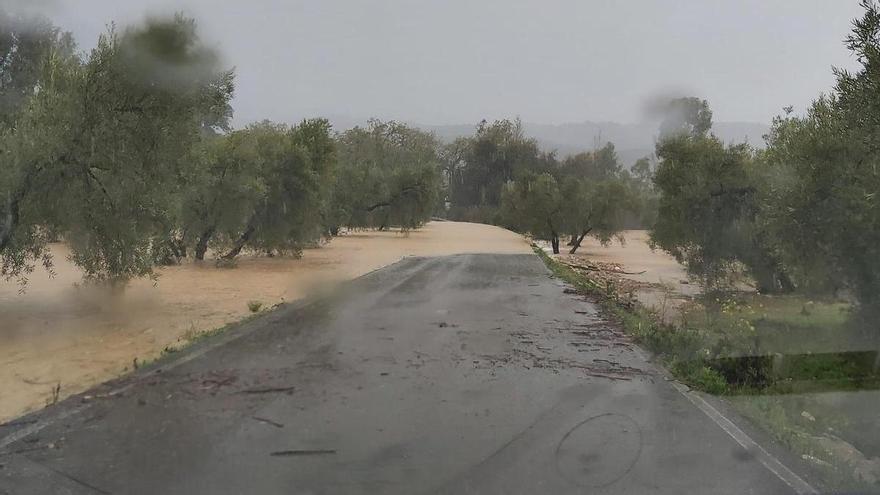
[
  {"x1": 0, "y1": 12, "x2": 78, "y2": 281},
  {"x1": 447, "y1": 118, "x2": 552, "y2": 222},
  {"x1": 1, "y1": 14, "x2": 234, "y2": 285},
  {"x1": 329, "y1": 120, "x2": 440, "y2": 232},
  {"x1": 217, "y1": 119, "x2": 335, "y2": 260},
  {"x1": 559, "y1": 177, "x2": 635, "y2": 254},
  {"x1": 501, "y1": 173, "x2": 563, "y2": 253},
  {"x1": 501, "y1": 171, "x2": 635, "y2": 255},
  {"x1": 181, "y1": 129, "x2": 262, "y2": 261},
  {"x1": 65, "y1": 16, "x2": 234, "y2": 283}
]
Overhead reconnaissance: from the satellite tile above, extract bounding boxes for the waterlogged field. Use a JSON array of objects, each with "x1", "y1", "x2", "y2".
[{"x1": 0, "y1": 221, "x2": 530, "y2": 422}]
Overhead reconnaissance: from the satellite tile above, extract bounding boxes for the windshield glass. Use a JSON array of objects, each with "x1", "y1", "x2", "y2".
[{"x1": 1, "y1": 1, "x2": 878, "y2": 494}]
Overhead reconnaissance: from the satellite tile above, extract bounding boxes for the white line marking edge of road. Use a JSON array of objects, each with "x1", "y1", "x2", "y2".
[{"x1": 669, "y1": 380, "x2": 819, "y2": 494}]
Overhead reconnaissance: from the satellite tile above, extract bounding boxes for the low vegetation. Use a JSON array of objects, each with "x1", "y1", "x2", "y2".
[{"x1": 538, "y1": 247, "x2": 879, "y2": 393}]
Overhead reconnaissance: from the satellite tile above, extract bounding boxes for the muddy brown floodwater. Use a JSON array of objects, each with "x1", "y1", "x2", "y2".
[{"x1": 0, "y1": 221, "x2": 530, "y2": 422}]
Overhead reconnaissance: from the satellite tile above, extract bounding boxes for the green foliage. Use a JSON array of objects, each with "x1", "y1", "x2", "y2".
[
  {"x1": 501, "y1": 172, "x2": 562, "y2": 250},
  {"x1": 558, "y1": 143, "x2": 622, "y2": 182},
  {"x1": 0, "y1": 54, "x2": 74, "y2": 281},
  {"x1": 749, "y1": 1, "x2": 879, "y2": 323},
  {"x1": 652, "y1": 134, "x2": 750, "y2": 287},
  {"x1": 651, "y1": 130, "x2": 793, "y2": 293},
  {"x1": 761, "y1": 105, "x2": 880, "y2": 319},
  {"x1": 66, "y1": 17, "x2": 233, "y2": 283},
  {"x1": 500, "y1": 141, "x2": 637, "y2": 254},
  {"x1": 182, "y1": 128, "x2": 264, "y2": 260},
  {"x1": 625, "y1": 157, "x2": 659, "y2": 228},
  {"x1": 329, "y1": 120, "x2": 440, "y2": 231},
  {"x1": 0, "y1": 14, "x2": 234, "y2": 284},
  {"x1": 559, "y1": 175, "x2": 636, "y2": 251},
  {"x1": 215, "y1": 119, "x2": 335, "y2": 260},
  {"x1": 649, "y1": 2, "x2": 880, "y2": 328},
  {"x1": 447, "y1": 118, "x2": 552, "y2": 222},
  {"x1": 0, "y1": 10, "x2": 77, "y2": 127},
  {"x1": 0, "y1": 12, "x2": 77, "y2": 281},
  {"x1": 671, "y1": 361, "x2": 729, "y2": 395}
]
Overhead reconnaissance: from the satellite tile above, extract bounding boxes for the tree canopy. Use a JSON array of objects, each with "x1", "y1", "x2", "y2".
[
  {"x1": 1, "y1": 14, "x2": 234, "y2": 284},
  {"x1": 329, "y1": 120, "x2": 441, "y2": 232}
]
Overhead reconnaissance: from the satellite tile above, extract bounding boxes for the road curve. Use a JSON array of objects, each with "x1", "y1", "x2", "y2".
[{"x1": 0, "y1": 254, "x2": 797, "y2": 494}]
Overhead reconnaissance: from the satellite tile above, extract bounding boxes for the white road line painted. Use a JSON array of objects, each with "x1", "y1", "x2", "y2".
[{"x1": 670, "y1": 381, "x2": 818, "y2": 495}]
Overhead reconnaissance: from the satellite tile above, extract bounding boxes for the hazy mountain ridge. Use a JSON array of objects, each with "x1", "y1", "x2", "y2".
[{"x1": 325, "y1": 117, "x2": 770, "y2": 167}]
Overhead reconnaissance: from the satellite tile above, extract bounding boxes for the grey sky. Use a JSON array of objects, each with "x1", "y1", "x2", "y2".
[{"x1": 7, "y1": 0, "x2": 865, "y2": 126}]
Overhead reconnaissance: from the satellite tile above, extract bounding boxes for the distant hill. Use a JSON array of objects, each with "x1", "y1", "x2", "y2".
[{"x1": 325, "y1": 117, "x2": 771, "y2": 167}]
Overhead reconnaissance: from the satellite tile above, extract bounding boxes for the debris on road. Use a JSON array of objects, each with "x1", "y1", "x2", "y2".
[
  {"x1": 239, "y1": 386, "x2": 296, "y2": 395},
  {"x1": 251, "y1": 416, "x2": 284, "y2": 428},
  {"x1": 270, "y1": 449, "x2": 337, "y2": 457}
]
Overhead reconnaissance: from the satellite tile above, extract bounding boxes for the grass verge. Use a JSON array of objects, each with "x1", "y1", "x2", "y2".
[{"x1": 533, "y1": 245, "x2": 728, "y2": 393}]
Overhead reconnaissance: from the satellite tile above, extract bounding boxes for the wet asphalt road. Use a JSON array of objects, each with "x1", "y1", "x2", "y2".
[{"x1": 0, "y1": 254, "x2": 796, "y2": 494}]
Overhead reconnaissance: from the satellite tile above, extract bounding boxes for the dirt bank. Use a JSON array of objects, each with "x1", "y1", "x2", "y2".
[{"x1": 0, "y1": 221, "x2": 530, "y2": 422}]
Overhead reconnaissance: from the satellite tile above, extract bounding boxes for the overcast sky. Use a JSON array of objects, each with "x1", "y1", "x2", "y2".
[{"x1": 7, "y1": 0, "x2": 865, "y2": 126}]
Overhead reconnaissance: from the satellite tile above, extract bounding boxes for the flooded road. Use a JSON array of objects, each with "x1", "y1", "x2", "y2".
[
  {"x1": 0, "y1": 254, "x2": 797, "y2": 494},
  {"x1": 0, "y1": 222, "x2": 530, "y2": 422}
]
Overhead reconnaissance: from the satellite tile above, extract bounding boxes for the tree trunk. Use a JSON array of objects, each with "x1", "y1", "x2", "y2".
[
  {"x1": 0, "y1": 166, "x2": 41, "y2": 254},
  {"x1": 169, "y1": 236, "x2": 186, "y2": 261},
  {"x1": 221, "y1": 224, "x2": 255, "y2": 260},
  {"x1": 775, "y1": 270, "x2": 795, "y2": 293},
  {"x1": 194, "y1": 226, "x2": 215, "y2": 261},
  {"x1": 567, "y1": 234, "x2": 578, "y2": 246},
  {"x1": 0, "y1": 195, "x2": 21, "y2": 254},
  {"x1": 165, "y1": 237, "x2": 185, "y2": 264},
  {"x1": 568, "y1": 228, "x2": 592, "y2": 254},
  {"x1": 550, "y1": 235, "x2": 560, "y2": 254}
]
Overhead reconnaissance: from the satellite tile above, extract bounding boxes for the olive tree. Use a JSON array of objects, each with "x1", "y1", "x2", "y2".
[
  {"x1": 218, "y1": 119, "x2": 335, "y2": 260},
  {"x1": 181, "y1": 129, "x2": 263, "y2": 261},
  {"x1": 651, "y1": 133, "x2": 793, "y2": 292},
  {"x1": 560, "y1": 177, "x2": 635, "y2": 254},
  {"x1": 0, "y1": 12, "x2": 77, "y2": 282},
  {"x1": 0, "y1": 15, "x2": 234, "y2": 285},
  {"x1": 328, "y1": 120, "x2": 440, "y2": 232},
  {"x1": 758, "y1": 1, "x2": 880, "y2": 317},
  {"x1": 0, "y1": 10, "x2": 76, "y2": 126},
  {"x1": 447, "y1": 118, "x2": 552, "y2": 222},
  {"x1": 501, "y1": 173, "x2": 563, "y2": 252}
]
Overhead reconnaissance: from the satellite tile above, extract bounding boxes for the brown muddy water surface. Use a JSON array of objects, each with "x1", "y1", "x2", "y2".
[
  {"x1": 0, "y1": 221, "x2": 530, "y2": 422},
  {"x1": 549, "y1": 231, "x2": 701, "y2": 322}
]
